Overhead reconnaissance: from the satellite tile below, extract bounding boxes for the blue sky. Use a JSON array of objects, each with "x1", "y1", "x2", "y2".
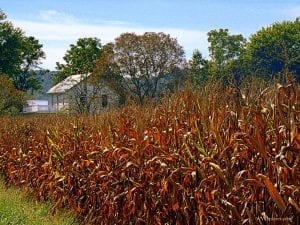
[{"x1": 1, "y1": 0, "x2": 299, "y2": 70}]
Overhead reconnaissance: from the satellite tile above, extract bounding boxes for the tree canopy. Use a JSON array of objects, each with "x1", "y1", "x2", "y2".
[
  {"x1": 54, "y1": 37, "x2": 102, "y2": 84},
  {"x1": 208, "y1": 29, "x2": 246, "y2": 67},
  {"x1": 187, "y1": 49, "x2": 209, "y2": 86},
  {"x1": 246, "y1": 19, "x2": 300, "y2": 82},
  {"x1": 113, "y1": 32, "x2": 185, "y2": 104},
  {"x1": 207, "y1": 29, "x2": 246, "y2": 83},
  {"x1": 0, "y1": 10, "x2": 45, "y2": 92}
]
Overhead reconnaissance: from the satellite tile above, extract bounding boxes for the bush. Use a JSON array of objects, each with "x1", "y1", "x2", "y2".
[{"x1": 0, "y1": 75, "x2": 26, "y2": 115}]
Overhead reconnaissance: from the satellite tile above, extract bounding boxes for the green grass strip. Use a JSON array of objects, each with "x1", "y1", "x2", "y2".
[{"x1": 0, "y1": 179, "x2": 78, "y2": 225}]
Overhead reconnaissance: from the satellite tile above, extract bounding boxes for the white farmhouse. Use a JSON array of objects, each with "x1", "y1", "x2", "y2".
[{"x1": 47, "y1": 74, "x2": 120, "y2": 113}]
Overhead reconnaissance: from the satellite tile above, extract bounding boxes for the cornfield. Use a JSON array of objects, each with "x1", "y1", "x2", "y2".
[{"x1": 0, "y1": 80, "x2": 299, "y2": 225}]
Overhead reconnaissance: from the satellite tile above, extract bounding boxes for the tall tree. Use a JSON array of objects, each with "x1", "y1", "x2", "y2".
[
  {"x1": 114, "y1": 32, "x2": 185, "y2": 104},
  {"x1": 246, "y1": 19, "x2": 300, "y2": 82},
  {"x1": 0, "y1": 10, "x2": 45, "y2": 92},
  {"x1": 54, "y1": 37, "x2": 102, "y2": 84},
  {"x1": 187, "y1": 49, "x2": 209, "y2": 87},
  {"x1": 207, "y1": 29, "x2": 246, "y2": 83}
]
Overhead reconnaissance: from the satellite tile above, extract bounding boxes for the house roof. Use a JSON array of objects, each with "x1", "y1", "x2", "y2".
[{"x1": 47, "y1": 74, "x2": 90, "y2": 94}]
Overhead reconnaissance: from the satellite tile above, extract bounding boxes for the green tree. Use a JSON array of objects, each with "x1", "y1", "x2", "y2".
[
  {"x1": 54, "y1": 37, "x2": 102, "y2": 84},
  {"x1": 246, "y1": 19, "x2": 300, "y2": 82},
  {"x1": 207, "y1": 29, "x2": 246, "y2": 83},
  {"x1": 0, "y1": 74, "x2": 26, "y2": 115},
  {"x1": 187, "y1": 49, "x2": 209, "y2": 87},
  {"x1": 114, "y1": 32, "x2": 185, "y2": 104},
  {"x1": 0, "y1": 10, "x2": 45, "y2": 92}
]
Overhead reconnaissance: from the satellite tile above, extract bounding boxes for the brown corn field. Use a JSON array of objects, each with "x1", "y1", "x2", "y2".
[{"x1": 0, "y1": 80, "x2": 299, "y2": 225}]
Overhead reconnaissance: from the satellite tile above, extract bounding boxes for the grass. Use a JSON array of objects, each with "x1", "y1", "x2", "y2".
[{"x1": 0, "y1": 179, "x2": 78, "y2": 225}]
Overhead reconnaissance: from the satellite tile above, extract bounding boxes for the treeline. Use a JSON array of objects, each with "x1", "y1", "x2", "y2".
[
  {"x1": 0, "y1": 8, "x2": 299, "y2": 114},
  {"x1": 187, "y1": 23, "x2": 300, "y2": 87}
]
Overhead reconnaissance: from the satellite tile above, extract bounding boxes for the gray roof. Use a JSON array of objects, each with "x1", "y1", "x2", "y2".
[{"x1": 47, "y1": 74, "x2": 90, "y2": 94}]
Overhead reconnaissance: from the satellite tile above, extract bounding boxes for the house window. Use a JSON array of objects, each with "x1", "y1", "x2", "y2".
[{"x1": 102, "y1": 94, "x2": 108, "y2": 108}]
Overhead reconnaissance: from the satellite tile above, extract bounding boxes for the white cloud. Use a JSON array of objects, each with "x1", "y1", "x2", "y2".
[
  {"x1": 39, "y1": 10, "x2": 59, "y2": 22},
  {"x1": 38, "y1": 9, "x2": 78, "y2": 24},
  {"x1": 12, "y1": 19, "x2": 208, "y2": 70}
]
